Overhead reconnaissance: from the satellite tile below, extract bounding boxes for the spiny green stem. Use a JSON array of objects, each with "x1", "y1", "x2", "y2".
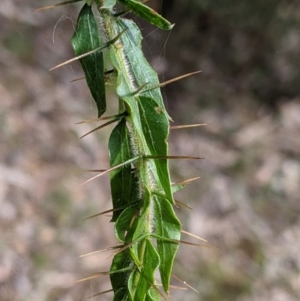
[{"x1": 42, "y1": 1, "x2": 204, "y2": 300}]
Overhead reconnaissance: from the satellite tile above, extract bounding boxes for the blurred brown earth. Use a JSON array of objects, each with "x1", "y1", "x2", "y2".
[{"x1": 1, "y1": 1, "x2": 300, "y2": 301}]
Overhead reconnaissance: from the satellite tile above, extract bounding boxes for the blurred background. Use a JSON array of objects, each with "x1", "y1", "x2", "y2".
[{"x1": 1, "y1": 0, "x2": 300, "y2": 300}]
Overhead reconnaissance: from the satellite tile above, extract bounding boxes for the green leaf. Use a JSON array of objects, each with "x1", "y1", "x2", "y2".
[
  {"x1": 114, "y1": 288, "x2": 129, "y2": 301},
  {"x1": 71, "y1": 4, "x2": 106, "y2": 117},
  {"x1": 115, "y1": 205, "x2": 137, "y2": 242},
  {"x1": 117, "y1": 0, "x2": 174, "y2": 30},
  {"x1": 146, "y1": 287, "x2": 161, "y2": 301},
  {"x1": 128, "y1": 240, "x2": 160, "y2": 301},
  {"x1": 110, "y1": 251, "x2": 133, "y2": 296},
  {"x1": 138, "y1": 96, "x2": 173, "y2": 204},
  {"x1": 153, "y1": 196, "x2": 181, "y2": 293},
  {"x1": 102, "y1": 16, "x2": 174, "y2": 203},
  {"x1": 109, "y1": 119, "x2": 135, "y2": 221},
  {"x1": 106, "y1": 17, "x2": 170, "y2": 118},
  {"x1": 126, "y1": 190, "x2": 152, "y2": 268}
]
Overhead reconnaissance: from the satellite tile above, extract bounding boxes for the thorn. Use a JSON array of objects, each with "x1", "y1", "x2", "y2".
[
  {"x1": 170, "y1": 123, "x2": 207, "y2": 130},
  {"x1": 77, "y1": 266, "x2": 133, "y2": 283},
  {"x1": 50, "y1": 30, "x2": 126, "y2": 70},
  {"x1": 79, "y1": 245, "x2": 122, "y2": 257},
  {"x1": 76, "y1": 112, "x2": 126, "y2": 124},
  {"x1": 129, "y1": 209, "x2": 139, "y2": 228},
  {"x1": 146, "y1": 155, "x2": 204, "y2": 160},
  {"x1": 79, "y1": 169, "x2": 107, "y2": 173},
  {"x1": 88, "y1": 289, "x2": 113, "y2": 298},
  {"x1": 115, "y1": 241, "x2": 135, "y2": 255},
  {"x1": 87, "y1": 167, "x2": 133, "y2": 174},
  {"x1": 175, "y1": 239, "x2": 213, "y2": 249},
  {"x1": 83, "y1": 208, "x2": 116, "y2": 221},
  {"x1": 50, "y1": 48, "x2": 100, "y2": 71},
  {"x1": 82, "y1": 169, "x2": 109, "y2": 185},
  {"x1": 76, "y1": 272, "x2": 109, "y2": 283},
  {"x1": 76, "y1": 117, "x2": 108, "y2": 124},
  {"x1": 159, "y1": 71, "x2": 202, "y2": 88},
  {"x1": 82, "y1": 157, "x2": 139, "y2": 185},
  {"x1": 141, "y1": 71, "x2": 202, "y2": 93},
  {"x1": 167, "y1": 155, "x2": 204, "y2": 160},
  {"x1": 33, "y1": 0, "x2": 82, "y2": 12},
  {"x1": 173, "y1": 177, "x2": 201, "y2": 186},
  {"x1": 146, "y1": 279, "x2": 168, "y2": 301},
  {"x1": 172, "y1": 274, "x2": 199, "y2": 293},
  {"x1": 80, "y1": 119, "x2": 118, "y2": 138},
  {"x1": 81, "y1": 169, "x2": 109, "y2": 185},
  {"x1": 181, "y1": 229, "x2": 207, "y2": 242},
  {"x1": 174, "y1": 200, "x2": 193, "y2": 210},
  {"x1": 124, "y1": 82, "x2": 148, "y2": 97},
  {"x1": 83, "y1": 204, "x2": 136, "y2": 221},
  {"x1": 118, "y1": 82, "x2": 149, "y2": 98},
  {"x1": 71, "y1": 69, "x2": 114, "y2": 83},
  {"x1": 70, "y1": 76, "x2": 85, "y2": 83},
  {"x1": 168, "y1": 285, "x2": 187, "y2": 291},
  {"x1": 69, "y1": 168, "x2": 107, "y2": 174},
  {"x1": 136, "y1": 271, "x2": 168, "y2": 301}
]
